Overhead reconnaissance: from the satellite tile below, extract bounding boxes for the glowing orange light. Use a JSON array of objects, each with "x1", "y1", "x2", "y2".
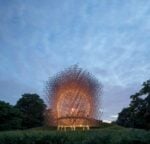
[{"x1": 45, "y1": 65, "x2": 102, "y2": 130}]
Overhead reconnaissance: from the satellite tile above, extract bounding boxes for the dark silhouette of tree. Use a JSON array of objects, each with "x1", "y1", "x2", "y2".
[
  {"x1": 0, "y1": 101, "x2": 22, "y2": 131},
  {"x1": 15, "y1": 94, "x2": 46, "y2": 129},
  {"x1": 117, "y1": 80, "x2": 150, "y2": 129}
]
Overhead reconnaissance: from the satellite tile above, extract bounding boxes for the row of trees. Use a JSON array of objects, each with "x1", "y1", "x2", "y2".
[
  {"x1": 1, "y1": 80, "x2": 150, "y2": 130},
  {"x1": 0, "y1": 94, "x2": 46, "y2": 130},
  {"x1": 117, "y1": 80, "x2": 150, "y2": 130}
]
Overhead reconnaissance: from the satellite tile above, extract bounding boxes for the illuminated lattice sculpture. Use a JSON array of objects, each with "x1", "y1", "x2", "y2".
[{"x1": 46, "y1": 65, "x2": 102, "y2": 130}]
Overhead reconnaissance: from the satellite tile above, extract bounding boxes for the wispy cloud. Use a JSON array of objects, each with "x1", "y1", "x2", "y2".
[
  {"x1": 110, "y1": 115, "x2": 118, "y2": 118},
  {"x1": 0, "y1": 0, "x2": 150, "y2": 120}
]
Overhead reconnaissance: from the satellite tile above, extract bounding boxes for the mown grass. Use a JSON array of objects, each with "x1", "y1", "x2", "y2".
[{"x1": 0, "y1": 125, "x2": 150, "y2": 144}]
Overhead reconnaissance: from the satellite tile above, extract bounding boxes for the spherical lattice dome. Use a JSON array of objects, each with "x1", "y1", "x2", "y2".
[{"x1": 46, "y1": 65, "x2": 102, "y2": 127}]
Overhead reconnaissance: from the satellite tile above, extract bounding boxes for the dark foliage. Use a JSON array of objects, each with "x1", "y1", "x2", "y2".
[
  {"x1": 117, "y1": 80, "x2": 150, "y2": 129},
  {"x1": 15, "y1": 94, "x2": 46, "y2": 129},
  {"x1": 0, "y1": 101, "x2": 22, "y2": 131}
]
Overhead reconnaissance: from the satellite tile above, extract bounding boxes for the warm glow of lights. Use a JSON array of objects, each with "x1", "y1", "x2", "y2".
[{"x1": 46, "y1": 65, "x2": 102, "y2": 130}]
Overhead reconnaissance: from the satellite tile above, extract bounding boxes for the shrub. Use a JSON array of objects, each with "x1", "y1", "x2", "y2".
[{"x1": 0, "y1": 128, "x2": 150, "y2": 144}]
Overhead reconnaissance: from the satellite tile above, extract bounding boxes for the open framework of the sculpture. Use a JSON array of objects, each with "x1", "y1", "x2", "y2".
[{"x1": 46, "y1": 66, "x2": 102, "y2": 130}]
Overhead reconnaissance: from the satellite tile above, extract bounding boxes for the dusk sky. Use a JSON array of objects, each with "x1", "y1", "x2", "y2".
[{"x1": 0, "y1": 0, "x2": 150, "y2": 121}]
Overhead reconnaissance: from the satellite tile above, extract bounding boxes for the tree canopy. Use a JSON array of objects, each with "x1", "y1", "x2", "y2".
[
  {"x1": 15, "y1": 93, "x2": 46, "y2": 129},
  {"x1": 117, "y1": 80, "x2": 150, "y2": 129},
  {"x1": 0, "y1": 101, "x2": 22, "y2": 130}
]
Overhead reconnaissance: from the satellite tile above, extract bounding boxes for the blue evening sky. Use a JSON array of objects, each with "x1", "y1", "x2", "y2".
[{"x1": 0, "y1": 0, "x2": 150, "y2": 121}]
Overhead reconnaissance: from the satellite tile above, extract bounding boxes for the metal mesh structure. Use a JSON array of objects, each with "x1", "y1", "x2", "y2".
[{"x1": 46, "y1": 65, "x2": 102, "y2": 130}]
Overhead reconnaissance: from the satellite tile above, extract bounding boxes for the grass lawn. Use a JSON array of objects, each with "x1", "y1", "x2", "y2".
[{"x1": 0, "y1": 125, "x2": 150, "y2": 144}]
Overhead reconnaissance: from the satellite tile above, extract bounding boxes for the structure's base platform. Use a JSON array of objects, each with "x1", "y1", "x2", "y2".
[{"x1": 57, "y1": 125, "x2": 90, "y2": 131}]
